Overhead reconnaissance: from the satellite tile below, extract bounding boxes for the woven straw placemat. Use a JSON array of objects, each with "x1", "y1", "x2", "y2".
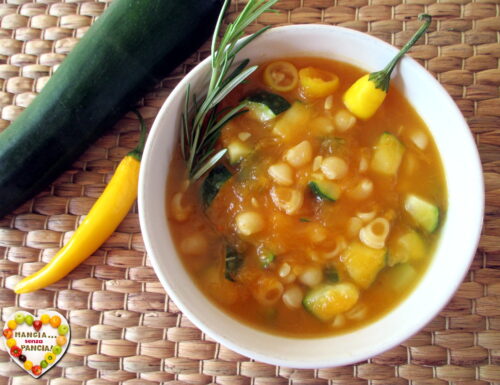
[{"x1": 0, "y1": 0, "x2": 498, "y2": 383}]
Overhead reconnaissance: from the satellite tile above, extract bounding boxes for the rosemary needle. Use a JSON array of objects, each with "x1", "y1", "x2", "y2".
[{"x1": 180, "y1": 0, "x2": 278, "y2": 181}]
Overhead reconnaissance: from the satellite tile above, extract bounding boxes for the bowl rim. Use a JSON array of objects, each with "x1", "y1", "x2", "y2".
[{"x1": 138, "y1": 23, "x2": 485, "y2": 368}]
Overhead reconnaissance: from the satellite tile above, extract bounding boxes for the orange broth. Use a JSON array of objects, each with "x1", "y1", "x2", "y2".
[{"x1": 166, "y1": 57, "x2": 447, "y2": 337}]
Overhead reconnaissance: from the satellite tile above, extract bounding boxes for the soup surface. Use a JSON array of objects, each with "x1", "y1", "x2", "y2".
[{"x1": 167, "y1": 57, "x2": 447, "y2": 337}]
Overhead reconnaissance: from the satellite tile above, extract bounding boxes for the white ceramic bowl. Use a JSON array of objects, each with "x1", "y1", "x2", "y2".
[{"x1": 139, "y1": 25, "x2": 484, "y2": 368}]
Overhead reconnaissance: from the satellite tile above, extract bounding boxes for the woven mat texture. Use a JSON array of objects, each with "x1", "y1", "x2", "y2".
[{"x1": 0, "y1": 0, "x2": 498, "y2": 383}]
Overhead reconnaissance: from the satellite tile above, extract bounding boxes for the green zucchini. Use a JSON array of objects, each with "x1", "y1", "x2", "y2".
[
  {"x1": 385, "y1": 263, "x2": 417, "y2": 291},
  {"x1": 309, "y1": 180, "x2": 341, "y2": 201},
  {"x1": 324, "y1": 265, "x2": 339, "y2": 283},
  {"x1": 0, "y1": 0, "x2": 223, "y2": 218},
  {"x1": 371, "y1": 132, "x2": 405, "y2": 176},
  {"x1": 303, "y1": 283, "x2": 359, "y2": 322},
  {"x1": 259, "y1": 250, "x2": 275, "y2": 269},
  {"x1": 246, "y1": 90, "x2": 291, "y2": 121},
  {"x1": 227, "y1": 140, "x2": 252, "y2": 164},
  {"x1": 201, "y1": 165, "x2": 232, "y2": 207},
  {"x1": 404, "y1": 194, "x2": 440, "y2": 232},
  {"x1": 388, "y1": 229, "x2": 426, "y2": 266},
  {"x1": 225, "y1": 246, "x2": 243, "y2": 282}
]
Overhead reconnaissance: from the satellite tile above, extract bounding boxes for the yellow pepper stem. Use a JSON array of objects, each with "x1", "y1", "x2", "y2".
[
  {"x1": 14, "y1": 113, "x2": 146, "y2": 294},
  {"x1": 370, "y1": 13, "x2": 432, "y2": 92},
  {"x1": 128, "y1": 109, "x2": 147, "y2": 161}
]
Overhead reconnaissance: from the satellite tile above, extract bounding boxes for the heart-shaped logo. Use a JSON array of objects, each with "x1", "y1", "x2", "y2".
[{"x1": 2, "y1": 311, "x2": 70, "y2": 378}]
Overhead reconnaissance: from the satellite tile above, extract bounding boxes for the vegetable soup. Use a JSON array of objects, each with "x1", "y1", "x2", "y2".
[{"x1": 166, "y1": 57, "x2": 447, "y2": 337}]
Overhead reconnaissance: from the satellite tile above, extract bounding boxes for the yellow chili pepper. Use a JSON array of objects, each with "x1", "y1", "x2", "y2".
[
  {"x1": 299, "y1": 67, "x2": 339, "y2": 99},
  {"x1": 14, "y1": 112, "x2": 146, "y2": 294},
  {"x1": 263, "y1": 61, "x2": 299, "y2": 92},
  {"x1": 343, "y1": 14, "x2": 432, "y2": 120}
]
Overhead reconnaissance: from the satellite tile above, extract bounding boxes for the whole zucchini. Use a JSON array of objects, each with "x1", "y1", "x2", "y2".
[{"x1": 0, "y1": 0, "x2": 223, "y2": 218}]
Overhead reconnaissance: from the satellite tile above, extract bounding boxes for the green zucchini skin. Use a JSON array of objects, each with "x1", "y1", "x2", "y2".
[{"x1": 0, "y1": 0, "x2": 223, "y2": 218}]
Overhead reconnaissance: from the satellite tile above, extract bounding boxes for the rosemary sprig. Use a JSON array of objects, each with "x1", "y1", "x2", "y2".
[{"x1": 181, "y1": 0, "x2": 278, "y2": 181}]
